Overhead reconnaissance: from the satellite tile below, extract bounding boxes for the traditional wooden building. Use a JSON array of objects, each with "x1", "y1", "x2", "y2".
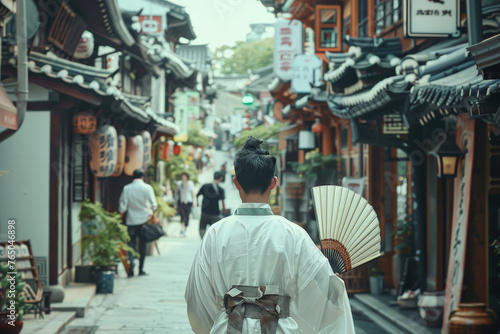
[
  {"x1": 0, "y1": 0, "x2": 203, "y2": 296},
  {"x1": 260, "y1": 0, "x2": 500, "y2": 328}
]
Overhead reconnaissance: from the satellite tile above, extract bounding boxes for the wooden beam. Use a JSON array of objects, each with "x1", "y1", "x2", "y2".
[{"x1": 49, "y1": 110, "x2": 60, "y2": 285}]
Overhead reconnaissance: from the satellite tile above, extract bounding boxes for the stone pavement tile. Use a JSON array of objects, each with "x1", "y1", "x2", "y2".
[{"x1": 22, "y1": 311, "x2": 76, "y2": 334}]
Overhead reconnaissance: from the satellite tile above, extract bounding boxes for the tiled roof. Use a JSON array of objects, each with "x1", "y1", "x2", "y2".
[{"x1": 13, "y1": 52, "x2": 178, "y2": 131}]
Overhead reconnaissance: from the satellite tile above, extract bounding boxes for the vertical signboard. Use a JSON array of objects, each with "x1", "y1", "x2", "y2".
[
  {"x1": 291, "y1": 54, "x2": 323, "y2": 94},
  {"x1": 442, "y1": 115, "x2": 475, "y2": 333},
  {"x1": 174, "y1": 92, "x2": 189, "y2": 142},
  {"x1": 273, "y1": 18, "x2": 303, "y2": 81},
  {"x1": 404, "y1": 0, "x2": 460, "y2": 38}
]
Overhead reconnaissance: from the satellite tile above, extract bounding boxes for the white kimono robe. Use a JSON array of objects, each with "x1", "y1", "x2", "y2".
[{"x1": 185, "y1": 203, "x2": 355, "y2": 334}]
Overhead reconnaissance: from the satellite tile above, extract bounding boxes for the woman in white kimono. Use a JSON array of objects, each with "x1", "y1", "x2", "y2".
[{"x1": 185, "y1": 137, "x2": 355, "y2": 334}]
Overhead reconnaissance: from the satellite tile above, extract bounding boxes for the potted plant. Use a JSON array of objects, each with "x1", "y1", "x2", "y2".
[
  {"x1": 79, "y1": 200, "x2": 138, "y2": 293},
  {"x1": 0, "y1": 263, "x2": 31, "y2": 333},
  {"x1": 290, "y1": 150, "x2": 338, "y2": 186},
  {"x1": 369, "y1": 267, "x2": 384, "y2": 295}
]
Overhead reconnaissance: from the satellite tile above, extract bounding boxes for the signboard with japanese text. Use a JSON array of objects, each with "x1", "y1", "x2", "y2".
[
  {"x1": 404, "y1": 0, "x2": 460, "y2": 38},
  {"x1": 173, "y1": 91, "x2": 200, "y2": 142},
  {"x1": 139, "y1": 15, "x2": 162, "y2": 35},
  {"x1": 273, "y1": 18, "x2": 303, "y2": 81},
  {"x1": 0, "y1": 85, "x2": 17, "y2": 130},
  {"x1": 442, "y1": 115, "x2": 475, "y2": 333},
  {"x1": 291, "y1": 54, "x2": 322, "y2": 94}
]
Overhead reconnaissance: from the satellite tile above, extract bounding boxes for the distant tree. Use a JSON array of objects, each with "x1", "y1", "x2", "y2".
[{"x1": 213, "y1": 37, "x2": 273, "y2": 75}]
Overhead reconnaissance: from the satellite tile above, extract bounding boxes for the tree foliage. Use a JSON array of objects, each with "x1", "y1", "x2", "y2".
[
  {"x1": 213, "y1": 37, "x2": 273, "y2": 75},
  {"x1": 233, "y1": 123, "x2": 284, "y2": 151},
  {"x1": 185, "y1": 122, "x2": 211, "y2": 148}
]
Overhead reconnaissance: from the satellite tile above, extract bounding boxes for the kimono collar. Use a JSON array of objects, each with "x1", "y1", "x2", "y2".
[{"x1": 234, "y1": 203, "x2": 274, "y2": 216}]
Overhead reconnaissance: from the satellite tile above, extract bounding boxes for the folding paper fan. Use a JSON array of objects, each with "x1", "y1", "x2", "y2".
[{"x1": 312, "y1": 185, "x2": 382, "y2": 274}]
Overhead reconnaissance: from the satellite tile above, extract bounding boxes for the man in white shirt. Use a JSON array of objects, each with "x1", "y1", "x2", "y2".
[
  {"x1": 185, "y1": 137, "x2": 355, "y2": 334},
  {"x1": 119, "y1": 169, "x2": 157, "y2": 277}
]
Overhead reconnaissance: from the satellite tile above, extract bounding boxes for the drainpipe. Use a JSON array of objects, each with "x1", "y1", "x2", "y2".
[
  {"x1": 0, "y1": 0, "x2": 28, "y2": 143},
  {"x1": 466, "y1": 0, "x2": 483, "y2": 45}
]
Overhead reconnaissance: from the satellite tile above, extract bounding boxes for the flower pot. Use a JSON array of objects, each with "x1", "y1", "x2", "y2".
[
  {"x1": 95, "y1": 271, "x2": 114, "y2": 294},
  {"x1": 448, "y1": 303, "x2": 497, "y2": 334},
  {"x1": 0, "y1": 314, "x2": 23, "y2": 334},
  {"x1": 369, "y1": 276, "x2": 383, "y2": 295},
  {"x1": 418, "y1": 291, "x2": 445, "y2": 327}
]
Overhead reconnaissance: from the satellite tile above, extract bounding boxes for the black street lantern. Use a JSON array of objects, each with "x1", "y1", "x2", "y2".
[{"x1": 429, "y1": 140, "x2": 465, "y2": 178}]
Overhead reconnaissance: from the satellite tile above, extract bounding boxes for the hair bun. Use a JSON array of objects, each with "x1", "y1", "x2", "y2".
[{"x1": 243, "y1": 136, "x2": 263, "y2": 151}]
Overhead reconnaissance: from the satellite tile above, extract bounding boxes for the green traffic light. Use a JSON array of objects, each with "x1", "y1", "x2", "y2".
[{"x1": 241, "y1": 93, "x2": 255, "y2": 106}]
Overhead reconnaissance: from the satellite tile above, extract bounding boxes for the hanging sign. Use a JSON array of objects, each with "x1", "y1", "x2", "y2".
[
  {"x1": 111, "y1": 135, "x2": 126, "y2": 177},
  {"x1": 89, "y1": 125, "x2": 117, "y2": 177},
  {"x1": 442, "y1": 115, "x2": 475, "y2": 333},
  {"x1": 124, "y1": 135, "x2": 144, "y2": 176},
  {"x1": 404, "y1": 0, "x2": 460, "y2": 38},
  {"x1": 291, "y1": 54, "x2": 322, "y2": 94},
  {"x1": 141, "y1": 131, "x2": 152, "y2": 172},
  {"x1": 73, "y1": 111, "x2": 97, "y2": 135},
  {"x1": 273, "y1": 18, "x2": 303, "y2": 81}
]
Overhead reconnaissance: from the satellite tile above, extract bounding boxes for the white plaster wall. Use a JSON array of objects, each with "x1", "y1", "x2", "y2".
[{"x1": 0, "y1": 111, "x2": 51, "y2": 261}]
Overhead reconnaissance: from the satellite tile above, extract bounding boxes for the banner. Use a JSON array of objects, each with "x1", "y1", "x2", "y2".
[
  {"x1": 273, "y1": 18, "x2": 302, "y2": 81},
  {"x1": 442, "y1": 115, "x2": 475, "y2": 333}
]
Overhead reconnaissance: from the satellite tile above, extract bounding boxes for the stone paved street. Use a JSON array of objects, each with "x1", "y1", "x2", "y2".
[{"x1": 59, "y1": 151, "x2": 398, "y2": 334}]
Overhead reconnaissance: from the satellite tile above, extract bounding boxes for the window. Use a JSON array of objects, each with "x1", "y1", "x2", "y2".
[
  {"x1": 315, "y1": 5, "x2": 342, "y2": 52},
  {"x1": 358, "y1": 0, "x2": 369, "y2": 37},
  {"x1": 375, "y1": 0, "x2": 402, "y2": 35}
]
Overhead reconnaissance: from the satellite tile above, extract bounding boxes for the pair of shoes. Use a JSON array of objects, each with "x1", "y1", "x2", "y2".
[
  {"x1": 127, "y1": 271, "x2": 134, "y2": 278},
  {"x1": 139, "y1": 271, "x2": 149, "y2": 276}
]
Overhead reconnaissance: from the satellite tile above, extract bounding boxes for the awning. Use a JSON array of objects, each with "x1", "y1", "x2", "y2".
[{"x1": 0, "y1": 84, "x2": 17, "y2": 130}]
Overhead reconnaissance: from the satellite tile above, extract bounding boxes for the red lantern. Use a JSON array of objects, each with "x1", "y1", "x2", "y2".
[
  {"x1": 73, "y1": 111, "x2": 97, "y2": 135},
  {"x1": 311, "y1": 118, "x2": 324, "y2": 134},
  {"x1": 173, "y1": 143, "x2": 181, "y2": 155}
]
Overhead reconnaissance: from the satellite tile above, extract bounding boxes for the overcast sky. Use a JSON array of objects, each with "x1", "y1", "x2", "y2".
[{"x1": 168, "y1": 0, "x2": 276, "y2": 51}]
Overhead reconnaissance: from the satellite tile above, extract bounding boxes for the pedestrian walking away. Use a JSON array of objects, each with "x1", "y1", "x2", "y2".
[
  {"x1": 118, "y1": 169, "x2": 157, "y2": 277},
  {"x1": 196, "y1": 170, "x2": 226, "y2": 238},
  {"x1": 176, "y1": 171, "x2": 195, "y2": 237},
  {"x1": 185, "y1": 136, "x2": 355, "y2": 334}
]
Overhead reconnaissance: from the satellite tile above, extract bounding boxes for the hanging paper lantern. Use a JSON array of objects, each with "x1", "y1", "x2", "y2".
[
  {"x1": 124, "y1": 135, "x2": 144, "y2": 176},
  {"x1": 173, "y1": 143, "x2": 181, "y2": 155},
  {"x1": 141, "y1": 131, "x2": 152, "y2": 172},
  {"x1": 73, "y1": 111, "x2": 97, "y2": 135},
  {"x1": 89, "y1": 125, "x2": 118, "y2": 177},
  {"x1": 311, "y1": 118, "x2": 324, "y2": 134},
  {"x1": 110, "y1": 135, "x2": 126, "y2": 177}
]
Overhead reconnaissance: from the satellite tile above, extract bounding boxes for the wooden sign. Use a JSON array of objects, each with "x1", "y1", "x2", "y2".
[{"x1": 442, "y1": 114, "x2": 475, "y2": 333}]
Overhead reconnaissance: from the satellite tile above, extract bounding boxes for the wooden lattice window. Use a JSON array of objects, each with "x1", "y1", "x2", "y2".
[
  {"x1": 375, "y1": 0, "x2": 402, "y2": 35},
  {"x1": 315, "y1": 5, "x2": 342, "y2": 52},
  {"x1": 48, "y1": 2, "x2": 87, "y2": 56}
]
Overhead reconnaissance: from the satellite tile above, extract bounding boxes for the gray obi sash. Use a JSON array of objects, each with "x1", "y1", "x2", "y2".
[{"x1": 224, "y1": 285, "x2": 290, "y2": 334}]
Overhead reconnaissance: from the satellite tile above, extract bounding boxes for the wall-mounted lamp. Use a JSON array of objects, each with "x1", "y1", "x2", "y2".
[{"x1": 429, "y1": 140, "x2": 465, "y2": 178}]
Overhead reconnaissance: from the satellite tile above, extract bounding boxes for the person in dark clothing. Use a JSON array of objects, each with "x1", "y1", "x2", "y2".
[{"x1": 196, "y1": 171, "x2": 226, "y2": 238}]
